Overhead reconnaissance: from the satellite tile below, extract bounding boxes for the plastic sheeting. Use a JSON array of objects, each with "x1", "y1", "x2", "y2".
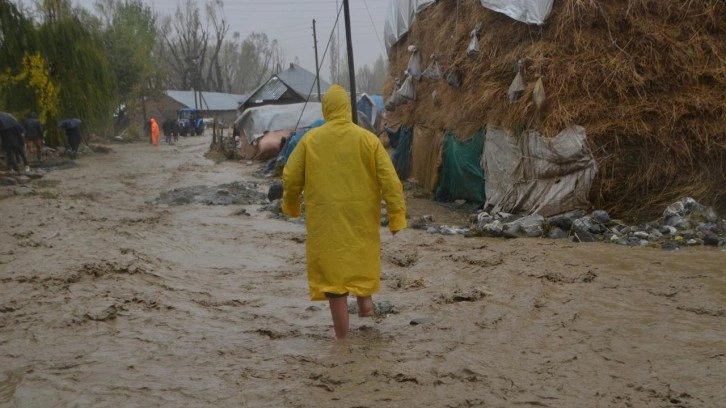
[
  {"x1": 240, "y1": 129, "x2": 291, "y2": 161},
  {"x1": 482, "y1": 125, "x2": 597, "y2": 217},
  {"x1": 384, "y1": 0, "x2": 436, "y2": 51},
  {"x1": 386, "y1": 125, "x2": 414, "y2": 180},
  {"x1": 385, "y1": 0, "x2": 553, "y2": 53},
  {"x1": 435, "y1": 129, "x2": 486, "y2": 205},
  {"x1": 280, "y1": 119, "x2": 325, "y2": 164},
  {"x1": 234, "y1": 102, "x2": 323, "y2": 145},
  {"x1": 479, "y1": 0, "x2": 554, "y2": 25},
  {"x1": 357, "y1": 94, "x2": 383, "y2": 133},
  {"x1": 410, "y1": 126, "x2": 444, "y2": 193}
]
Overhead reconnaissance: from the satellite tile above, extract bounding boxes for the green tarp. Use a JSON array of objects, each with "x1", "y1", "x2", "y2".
[{"x1": 435, "y1": 129, "x2": 486, "y2": 205}]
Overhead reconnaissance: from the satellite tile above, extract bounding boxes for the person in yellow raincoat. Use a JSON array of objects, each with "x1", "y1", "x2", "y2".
[
  {"x1": 150, "y1": 118, "x2": 160, "y2": 146},
  {"x1": 282, "y1": 84, "x2": 407, "y2": 339}
]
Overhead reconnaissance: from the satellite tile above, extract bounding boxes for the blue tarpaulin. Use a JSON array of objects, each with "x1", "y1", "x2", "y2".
[
  {"x1": 280, "y1": 119, "x2": 325, "y2": 164},
  {"x1": 386, "y1": 125, "x2": 413, "y2": 180}
]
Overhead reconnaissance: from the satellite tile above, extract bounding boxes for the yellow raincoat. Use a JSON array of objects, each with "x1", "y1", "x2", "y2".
[{"x1": 282, "y1": 85, "x2": 407, "y2": 301}]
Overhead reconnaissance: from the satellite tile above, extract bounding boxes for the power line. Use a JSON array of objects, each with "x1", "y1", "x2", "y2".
[{"x1": 362, "y1": 0, "x2": 386, "y2": 58}]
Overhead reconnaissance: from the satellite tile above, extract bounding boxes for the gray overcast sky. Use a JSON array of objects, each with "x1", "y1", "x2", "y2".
[{"x1": 68, "y1": 0, "x2": 391, "y2": 77}]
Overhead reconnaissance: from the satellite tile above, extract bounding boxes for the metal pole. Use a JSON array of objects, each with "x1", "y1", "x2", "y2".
[
  {"x1": 313, "y1": 19, "x2": 322, "y2": 101},
  {"x1": 342, "y1": 0, "x2": 358, "y2": 124}
]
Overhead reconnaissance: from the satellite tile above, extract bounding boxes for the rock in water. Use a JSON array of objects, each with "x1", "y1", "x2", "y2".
[{"x1": 267, "y1": 182, "x2": 283, "y2": 202}]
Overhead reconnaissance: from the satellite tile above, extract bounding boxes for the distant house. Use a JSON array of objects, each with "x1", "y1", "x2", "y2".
[
  {"x1": 145, "y1": 90, "x2": 247, "y2": 126},
  {"x1": 239, "y1": 63, "x2": 331, "y2": 112}
]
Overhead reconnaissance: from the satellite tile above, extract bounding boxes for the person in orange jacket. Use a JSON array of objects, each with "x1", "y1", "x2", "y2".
[
  {"x1": 150, "y1": 118, "x2": 160, "y2": 146},
  {"x1": 282, "y1": 85, "x2": 407, "y2": 340}
]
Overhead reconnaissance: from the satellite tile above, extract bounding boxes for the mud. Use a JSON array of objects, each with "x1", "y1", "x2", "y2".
[{"x1": 1, "y1": 135, "x2": 724, "y2": 407}]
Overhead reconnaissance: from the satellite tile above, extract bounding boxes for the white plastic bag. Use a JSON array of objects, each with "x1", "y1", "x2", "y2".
[
  {"x1": 444, "y1": 68, "x2": 463, "y2": 87},
  {"x1": 508, "y1": 71, "x2": 524, "y2": 102},
  {"x1": 467, "y1": 23, "x2": 483, "y2": 58},
  {"x1": 421, "y1": 54, "x2": 442, "y2": 79},
  {"x1": 533, "y1": 76, "x2": 547, "y2": 109},
  {"x1": 397, "y1": 75, "x2": 416, "y2": 100},
  {"x1": 406, "y1": 45, "x2": 422, "y2": 81}
]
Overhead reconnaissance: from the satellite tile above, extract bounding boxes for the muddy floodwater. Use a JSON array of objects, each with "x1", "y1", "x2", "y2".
[{"x1": 1, "y1": 136, "x2": 724, "y2": 407}]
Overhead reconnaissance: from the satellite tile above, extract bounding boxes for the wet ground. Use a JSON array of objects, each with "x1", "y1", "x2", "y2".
[{"x1": 1, "y1": 135, "x2": 724, "y2": 407}]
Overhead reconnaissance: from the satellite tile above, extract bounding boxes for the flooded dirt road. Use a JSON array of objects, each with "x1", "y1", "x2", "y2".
[{"x1": 1, "y1": 136, "x2": 724, "y2": 407}]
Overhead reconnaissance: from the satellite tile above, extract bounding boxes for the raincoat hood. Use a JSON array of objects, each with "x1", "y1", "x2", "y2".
[{"x1": 322, "y1": 84, "x2": 351, "y2": 123}]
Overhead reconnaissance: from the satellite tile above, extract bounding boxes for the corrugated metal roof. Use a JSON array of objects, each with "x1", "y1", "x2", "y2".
[
  {"x1": 277, "y1": 63, "x2": 331, "y2": 98},
  {"x1": 166, "y1": 90, "x2": 247, "y2": 111},
  {"x1": 243, "y1": 64, "x2": 331, "y2": 105},
  {"x1": 247, "y1": 77, "x2": 289, "y2": 102}
]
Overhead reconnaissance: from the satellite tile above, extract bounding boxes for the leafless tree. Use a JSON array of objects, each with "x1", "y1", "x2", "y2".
[
  {"x1": 204, "y1": 0, "x2": 229, "y2": 91},
  {"x1": 218, "y1": 31, "x2": 286, "y2": 93},
  {"x1": 356, "y1": 65, "x2": 374, "y2": 94},
  {"x1": 162, "y1": 0, "x2": 208, "y2": 90}
]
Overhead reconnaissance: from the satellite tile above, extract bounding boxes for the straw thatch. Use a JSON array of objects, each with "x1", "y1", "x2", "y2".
[{"x1": 385, "y1": 0, "x2": 726, "y2": 220}]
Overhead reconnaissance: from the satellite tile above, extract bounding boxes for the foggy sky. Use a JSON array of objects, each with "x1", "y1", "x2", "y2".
[{"x1": 67, "y1": 0, "x2": 391, "y2": 77}]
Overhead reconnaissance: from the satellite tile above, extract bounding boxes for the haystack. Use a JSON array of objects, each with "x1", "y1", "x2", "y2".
[{"x1": 385, "y1": 0, "x2": 725, "y2": 219}]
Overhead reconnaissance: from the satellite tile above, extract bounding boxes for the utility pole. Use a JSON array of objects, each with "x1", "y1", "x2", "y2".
[
  {"x1": 312, "y1": 19, "x2": 322, "y2": 101},
  {"x1": 342, "y1": 0, "x2": 358, "y2": 124}
]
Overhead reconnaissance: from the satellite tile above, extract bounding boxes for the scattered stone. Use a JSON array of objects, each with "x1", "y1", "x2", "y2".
[
  {"x1": 505, "y1": 214, "x2": 545, "y2": 238},
  {"x1": 267, "y1": 182, "x2": 283, "y2": 201},
  {"x1": 591, "y1": 210, "x2": 610, "y2": 225},
  {"x1": 410, "y1": 317, "x2": 432, "y2": 326},
  {"x1": 232, "y1": 208, "x2": 250, "y2": 216},
  {"x1": 411, "y1": 214, "x2": 435, "y2": 229},
  {"x1": 572, "y1": 230, "x2": 598, "y2": 243},
  {"x1": 703, "y1": 232, "x2": 720, "y2": 246},
  {"x1": 468, "y1": 197, "x2": 725, "y2": 250},
  {"x1": 374, "y1": 300, "x2": 398, "y2": 316},
  {"x1": 548, "y1": 209, "x2": 585, "y2": 231},
  {"x1": 547, "y1": 227, "x2": 569, "y2": 239}
]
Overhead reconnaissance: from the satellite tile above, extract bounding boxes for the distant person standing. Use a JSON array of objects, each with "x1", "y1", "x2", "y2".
[
  {"x1": 150, "y1": 118, "x2": 160, "y2": 147},
  {"x1": 59, "y1": 118, "x2": 82, "y2": 159},
  {"x1": 282, "y1": 84, "x2": 407, "y2": 340},
  {"x1": 23, "y1": 112, "x2": 44, "y2": 161},
  {"x1": 0, "y1": 123, "x2": 30, "y2": 174}
]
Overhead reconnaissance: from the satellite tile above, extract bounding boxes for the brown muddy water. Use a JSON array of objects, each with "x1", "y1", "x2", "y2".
[{"x1": 1, "y1": 136, "x2": 724, "y2": 407}]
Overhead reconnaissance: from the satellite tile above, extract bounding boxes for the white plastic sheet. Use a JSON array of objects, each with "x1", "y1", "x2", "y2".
[
  {"x1": 384, "y1": 0, "x2": 436, "y2": 52},
  {"x1": 483, "y1": 125, "x2": 597, "y2": 217},
  {"x1": 479, "y1": 0, "x2": 554, "y2": 25},
  {"x1": 235, "y1": 102, "x2": 323, "y2": 145}
]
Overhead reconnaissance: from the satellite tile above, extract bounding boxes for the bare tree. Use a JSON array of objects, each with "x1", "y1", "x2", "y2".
[
  {"x1": 356, "y1": 65, "x2": 374, "y2": 94},
  {"x1": 204, "y1": 0, "x2": 229, "y2": 91},
  {"x1": 162, "y1": 0, "x2": 208, "y2": 90},
  {"x1": 371, "y1": 54, "x2": 387, "y2": 94},
  {"x1": 218, "y1": 31, "x2": 286, "y2": 93}
]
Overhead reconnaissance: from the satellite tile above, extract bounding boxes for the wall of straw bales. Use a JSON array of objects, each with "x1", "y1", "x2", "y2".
[{"x1": 384, "y1": 0, "x2": 725, "y2": 220}]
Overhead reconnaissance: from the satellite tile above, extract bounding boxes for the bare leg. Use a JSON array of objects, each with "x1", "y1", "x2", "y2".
[
  {"x1": 328, "y1": 297, "x2": 349, "y2": 339},
  {"x1": 356, "y1": 296, "x2": 374, "y2": 317}
]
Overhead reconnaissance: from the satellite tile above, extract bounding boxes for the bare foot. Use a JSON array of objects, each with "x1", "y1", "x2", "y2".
[{"x1": 356, "y1": 296, "x2": 374, "y2": 317}]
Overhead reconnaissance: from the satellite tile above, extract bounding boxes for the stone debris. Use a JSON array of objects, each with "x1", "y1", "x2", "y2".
[{"x1": 408, "y1": 197, "x2": 726, "y2": 250}]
